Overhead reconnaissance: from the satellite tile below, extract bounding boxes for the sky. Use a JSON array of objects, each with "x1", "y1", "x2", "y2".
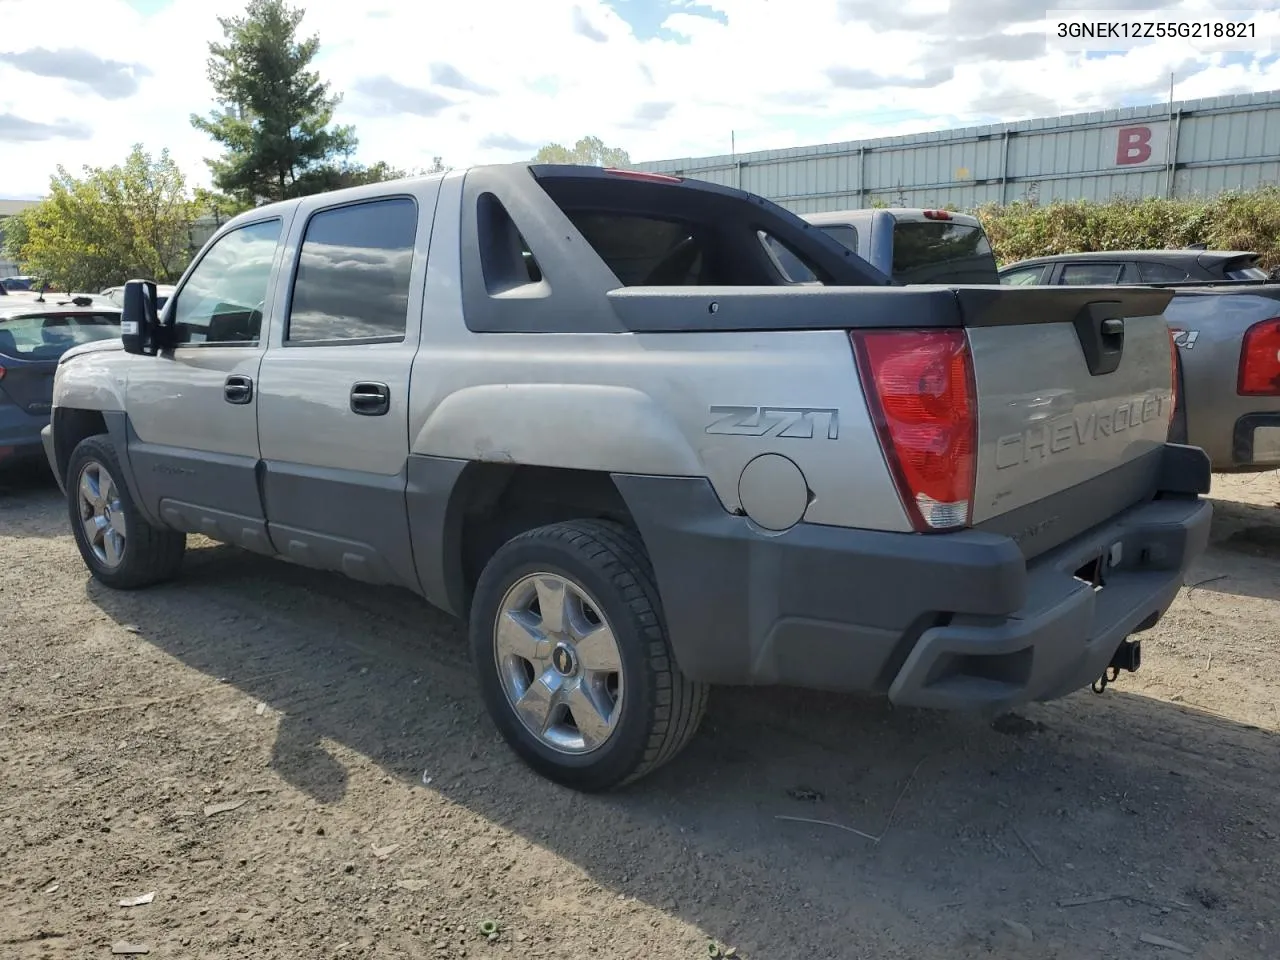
[{"x1": 0, "y1": 0, "x2": 1278, "y2": 198}]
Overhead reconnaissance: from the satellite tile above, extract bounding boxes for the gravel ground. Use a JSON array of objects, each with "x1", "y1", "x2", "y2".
[{"x1": 2, "y1": 462, "x2": 1278, "y2": 960}]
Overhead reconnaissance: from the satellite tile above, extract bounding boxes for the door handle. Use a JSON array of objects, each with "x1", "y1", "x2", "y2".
[
  {"x1": 350, "y1": 381, "x2": 391, "y2": 416},
  {"x1": 224, "y1": 374, "x2": 254, "y2": 405}
]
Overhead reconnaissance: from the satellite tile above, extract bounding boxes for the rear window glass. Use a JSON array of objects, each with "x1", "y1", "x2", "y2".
[
  {"x1": 819, "y1": 224, "x2": 859, "y2": 253},
  {"x1": 1225, "y1": 263, "x2": 1268, "y2": 281},
  {"x1": 0, "y1": 312, "x2": 119, "y2": 359},
  {"x1": 891, "y1": 220, "x2": 997, "y2": 284},
  {"x1": 565, "y1": 213, "x2": 702, "y2": 285}
]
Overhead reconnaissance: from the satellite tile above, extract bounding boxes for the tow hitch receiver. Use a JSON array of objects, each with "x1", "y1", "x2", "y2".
[{"x1": 1092, "y1": 639, "x2": 1142, "y2": 694}]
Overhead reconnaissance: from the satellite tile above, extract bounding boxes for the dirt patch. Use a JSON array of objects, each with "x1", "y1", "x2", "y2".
[{"x1": 1, "y1": 467, "x2": 1278, "y2": 959}]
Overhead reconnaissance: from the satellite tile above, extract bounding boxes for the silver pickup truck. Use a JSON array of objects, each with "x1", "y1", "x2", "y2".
[{"x1": 43, "y1": 164, "x2": 1212, "y2": 791}]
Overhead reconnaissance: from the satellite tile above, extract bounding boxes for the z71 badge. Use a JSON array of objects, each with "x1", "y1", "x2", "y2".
[{"x1": 705, "y1": 405, "x2": 839, "y2": 439}]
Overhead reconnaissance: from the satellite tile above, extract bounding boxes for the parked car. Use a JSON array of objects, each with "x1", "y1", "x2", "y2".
[
  {"x1": 44, "y1": 164, "x2": 1210, "y2": 791},
  {"x1": 1, "y1": 275, "x2": 39, "y2": 292},
  {"x1": 999, "y1": 252, "x2": 1280, "y2": 471},
  {"x1": 100, "y1": 284, "x2": 175, "y2": 310},
  {"x1": 1, "y1": 298, "x2": 121, "y2": 468},
  {"x1": 998, "y1": 249, "x2": 1271, "y2": 287},
  {"x1": 795, "y1": 208, "x2": 1000, "y2": 285}
]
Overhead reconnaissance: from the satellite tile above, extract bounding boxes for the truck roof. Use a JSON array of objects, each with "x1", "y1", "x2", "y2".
[{"x1": 804, "y1": 208, "x2": 983, "y2": 228}]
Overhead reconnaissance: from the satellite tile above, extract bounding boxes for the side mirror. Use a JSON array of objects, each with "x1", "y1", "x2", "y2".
[{"x1": 120, "y1": 279, "x2": 159, "y2": 355}]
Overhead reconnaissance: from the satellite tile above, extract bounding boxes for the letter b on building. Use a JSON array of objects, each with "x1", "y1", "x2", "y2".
[{"x1": 1116, "y1": 126, "x2": 1152, "y2": 165}]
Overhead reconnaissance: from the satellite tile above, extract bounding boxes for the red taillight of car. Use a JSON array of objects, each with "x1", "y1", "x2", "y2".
[
  {"x1": 850, "y1": 328, "x2": 977, "y2": 532},
  {"x1": 1167, "y1": 327, "x2": 1179, "y2": 424},
  {"x1": 921, "y1": 209, "x2": 952, "y2": 220},
  {"x1": 1238, "y1": 317, "x2": 1280, "y2": 396}
]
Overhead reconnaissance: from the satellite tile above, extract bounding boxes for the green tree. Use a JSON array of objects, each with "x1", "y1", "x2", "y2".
[
  {"x1": 533, "y1": 136, "x2": 630, "y2": 167},
  {"x1": 190, "y1": 0, "x2": 357, "y2": 206},
  {"x1": 4, "y1": 145, "x2": 197, "y2": 292}
]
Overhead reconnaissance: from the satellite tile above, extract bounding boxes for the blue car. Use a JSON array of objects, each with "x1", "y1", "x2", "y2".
[{"x1": 0, "y1": 298, "x2": 121, "y2": 469}]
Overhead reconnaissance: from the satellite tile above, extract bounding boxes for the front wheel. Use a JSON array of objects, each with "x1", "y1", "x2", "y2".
[
  {"x1": 66, "y1": 434, "x2": 186, "y2": 589},
  {"x1": 469, "y1": 520, "x2": 708, "y2": 792}
]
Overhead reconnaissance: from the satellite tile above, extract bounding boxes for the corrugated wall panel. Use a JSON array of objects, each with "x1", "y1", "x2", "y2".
[{"x1": 637, "y1": 90, "x2": 1280, "y2": 212}]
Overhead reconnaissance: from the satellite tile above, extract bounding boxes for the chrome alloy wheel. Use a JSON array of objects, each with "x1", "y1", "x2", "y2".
[
  {"x1": 493, "y1": 572, "x2": 624, "y2": 755},
  {"x1": 77, "y1": 460, "x2": 127, "y2": 568}
]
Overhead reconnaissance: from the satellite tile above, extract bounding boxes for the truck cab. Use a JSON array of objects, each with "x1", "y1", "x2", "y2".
[{"x1": 791, "y1": 208, "x2": 1000, "y2": 285}]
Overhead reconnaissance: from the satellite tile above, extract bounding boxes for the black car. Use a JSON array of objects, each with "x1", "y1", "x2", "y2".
[
  {"x1": 0, "y1": 299, "x2": 121, "y2": 467},
  {"x1": 999, "y1": 249, "x2": 1272, "y2": 286}
]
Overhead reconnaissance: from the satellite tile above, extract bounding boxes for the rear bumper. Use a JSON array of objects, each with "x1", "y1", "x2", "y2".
[
  {"x1": 614, "y1": 443, "x2": 1213, "y2": 711},
  {"x1": 1233, "y1": 412, "x2": 1280, "y2": 467},
  {"x1": 0, "y1": 405, "x2": 47, "y2": 462},
  {"x1": 886, "y1": 493, "x2": 1210, "y2": 709}
]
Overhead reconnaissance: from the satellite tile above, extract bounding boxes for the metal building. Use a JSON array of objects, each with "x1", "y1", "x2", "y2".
[{"x1": 634, "y1": 89, "x2": 1280, "y2": 214}]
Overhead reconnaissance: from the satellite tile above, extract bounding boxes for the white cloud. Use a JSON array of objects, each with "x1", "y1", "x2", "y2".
[{"x1": 0, "y1": 0, "x2": 1276, "y2": 197}]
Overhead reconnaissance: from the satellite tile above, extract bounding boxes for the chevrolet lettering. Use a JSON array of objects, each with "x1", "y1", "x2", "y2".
[{"x1": 995, "y1": 390, "x2": 1169, "y2": 470}]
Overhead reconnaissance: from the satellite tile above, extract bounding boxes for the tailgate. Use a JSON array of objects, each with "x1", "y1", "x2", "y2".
[{"x1": 958, "y1": 286, "x2": 1177, "y2": 557}]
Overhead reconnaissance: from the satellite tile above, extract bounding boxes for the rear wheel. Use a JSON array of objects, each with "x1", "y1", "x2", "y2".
[
  {"x1": 67, "y1": 434, "x2": 185, "y2": 589},
  {"x1": 469, "y1": 520, "x2": 708, "y2": 791}
]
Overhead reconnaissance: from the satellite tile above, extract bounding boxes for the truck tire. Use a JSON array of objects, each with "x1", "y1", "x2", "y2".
[
  {"x1": 66, "y1": 434, "x2": 186, "y2": 589},
  {"x1": 469, "y1": 519, "x2": 708, "y2": 792}
]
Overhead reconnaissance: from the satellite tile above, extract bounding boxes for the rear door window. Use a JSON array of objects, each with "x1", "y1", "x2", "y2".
[
  {"x1": 1058, "y1": 262, "x2": 1124, "y2": 285},
  {"x1": 891, "y1": 220, "x2": 998, "y2": 284},
  {"x1": 1138, "y1": 261, "x2": 1190, "y2": 283},
  {"x1": 286, "y1": 197, "x2": 418, "y2": 343},
  {"x1": 0, "y1": 312, "x2": 120, "y2": 359}
]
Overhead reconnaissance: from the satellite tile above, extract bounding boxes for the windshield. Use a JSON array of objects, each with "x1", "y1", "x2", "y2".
[
  {"x1": 0, "y1": 312, "x2": 121, "y2": 359},
  {"x1": 891, "y1": 220, "x2": 999, "y2": 284}
]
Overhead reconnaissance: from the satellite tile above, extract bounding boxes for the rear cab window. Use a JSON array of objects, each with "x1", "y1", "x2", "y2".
[
  {"x1": 890, "y1": 218, "x2": 998, "y2": 284},
  {"x1": 0, "y1": 312, "x2": 120, "y2": 359},
  {"x1": 526, "y1": 170, "x2": 877, "y2": 289}
]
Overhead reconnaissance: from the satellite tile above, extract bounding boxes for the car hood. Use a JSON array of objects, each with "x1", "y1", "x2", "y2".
[{"x1": 59, "y1": 338, "x2": 125, "y2": 364}]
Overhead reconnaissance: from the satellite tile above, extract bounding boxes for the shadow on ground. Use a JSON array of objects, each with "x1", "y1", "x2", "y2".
[
  {"x1": 1190, "y1": 491, "x2": 1280, "y2": 604},
  {"x1": 80, "y1": 529, "x2": 1280, "y2": 960}
]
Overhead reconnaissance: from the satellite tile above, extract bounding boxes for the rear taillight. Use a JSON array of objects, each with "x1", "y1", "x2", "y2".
[
  {"x1": 921, "y1": 210, "x2": 952, "y2": 220},
  {"x1": 850, "y1": 328, "x2": 977, "y2": 532},
  {"x1": 1238, "y1": 317, "x2": 1280, "y2": 396},
  {"x1": 1167, "y1": 328, "x2": 1178, "y2": 424}
]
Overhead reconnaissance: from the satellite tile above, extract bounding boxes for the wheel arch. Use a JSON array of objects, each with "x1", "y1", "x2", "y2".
[{"x1": 406, "y1": 456, "x2": 639, "y2": 619}]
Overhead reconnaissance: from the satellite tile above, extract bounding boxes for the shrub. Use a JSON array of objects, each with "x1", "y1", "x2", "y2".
[{"x1": 976, "y1": 187, "x2": 1280, "y2": 270}]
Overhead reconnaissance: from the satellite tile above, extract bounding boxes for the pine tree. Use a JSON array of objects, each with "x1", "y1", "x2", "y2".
[{"x1": 190, "y1": 0, "x2": 357, "y2": 206}]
